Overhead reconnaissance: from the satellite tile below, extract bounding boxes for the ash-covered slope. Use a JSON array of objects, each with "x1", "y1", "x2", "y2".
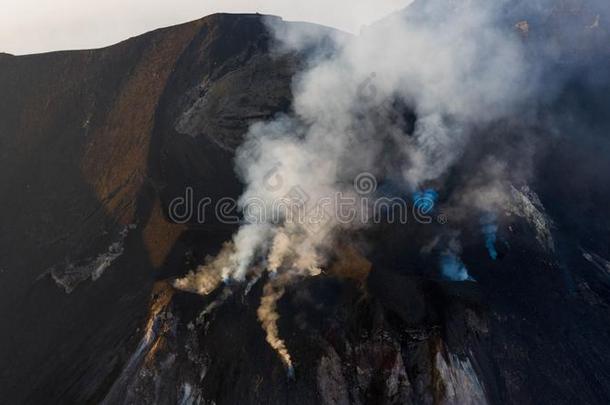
[{"x1": 1, "y1": 3, "x2": 610, "y2": 405}]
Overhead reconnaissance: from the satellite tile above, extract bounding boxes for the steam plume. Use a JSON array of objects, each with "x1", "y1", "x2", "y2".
[
  {"x1": 174, "y1": 243, "x2": 231, "y2": 295},
  {"x1": 223, "y1": 0, "x2": 530, "y2": 283},
  {"x1": 440, "y1": 253, "x2": 471, "y2": 282},
  {"x1": 440, "y1": 234, "x2": 471, "y2": 281},
  {"x1": 257, "y1": 275, "x2": 294, "y2": 377},
  {"x1": 173, "y1": 0, "x2": 582, "y2": 372},
  {"x1": 480, "y1": 213, "x2": 499, "y2": 260}
]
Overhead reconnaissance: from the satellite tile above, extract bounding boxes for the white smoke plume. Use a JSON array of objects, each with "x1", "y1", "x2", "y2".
[
  {"x1": 176, "y1": 0, "x2": 538, "y2": 371},
  {"x1": 220, "y1": 0, "x2": 530, "y2": 278}
]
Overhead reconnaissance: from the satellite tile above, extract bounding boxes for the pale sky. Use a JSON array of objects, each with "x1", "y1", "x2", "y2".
[{"x1": 0, "y1": 0, "x2": 410, "y2": 55}]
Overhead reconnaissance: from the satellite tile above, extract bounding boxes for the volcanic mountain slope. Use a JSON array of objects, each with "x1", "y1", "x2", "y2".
[
  {"x1": 0, "y1": 13, "x2": 307, "y2": 403},
  {"x1": 1, "y1": 4, "x2": 610, "y2": 405}
]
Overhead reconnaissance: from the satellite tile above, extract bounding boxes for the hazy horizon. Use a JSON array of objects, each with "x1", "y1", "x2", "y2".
[{"x1": 1, "y1": 0, "x2": 409, "y2": 55}]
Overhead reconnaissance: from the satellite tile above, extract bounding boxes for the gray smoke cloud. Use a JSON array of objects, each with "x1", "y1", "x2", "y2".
[
  {"x1": 219, "y1": 0, "x2": 532, "y2": 282},
  {"x1": 174, "y1": 0, "x2": 609, "y2": 371}
]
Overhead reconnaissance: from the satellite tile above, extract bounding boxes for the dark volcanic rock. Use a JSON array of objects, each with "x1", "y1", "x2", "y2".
[
  {"x1": 1, "y1": 6, "x2": 610, "y2": 405},
  {"x1": 0, "y1": 13, "x2": 302, "y2": 404}
]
